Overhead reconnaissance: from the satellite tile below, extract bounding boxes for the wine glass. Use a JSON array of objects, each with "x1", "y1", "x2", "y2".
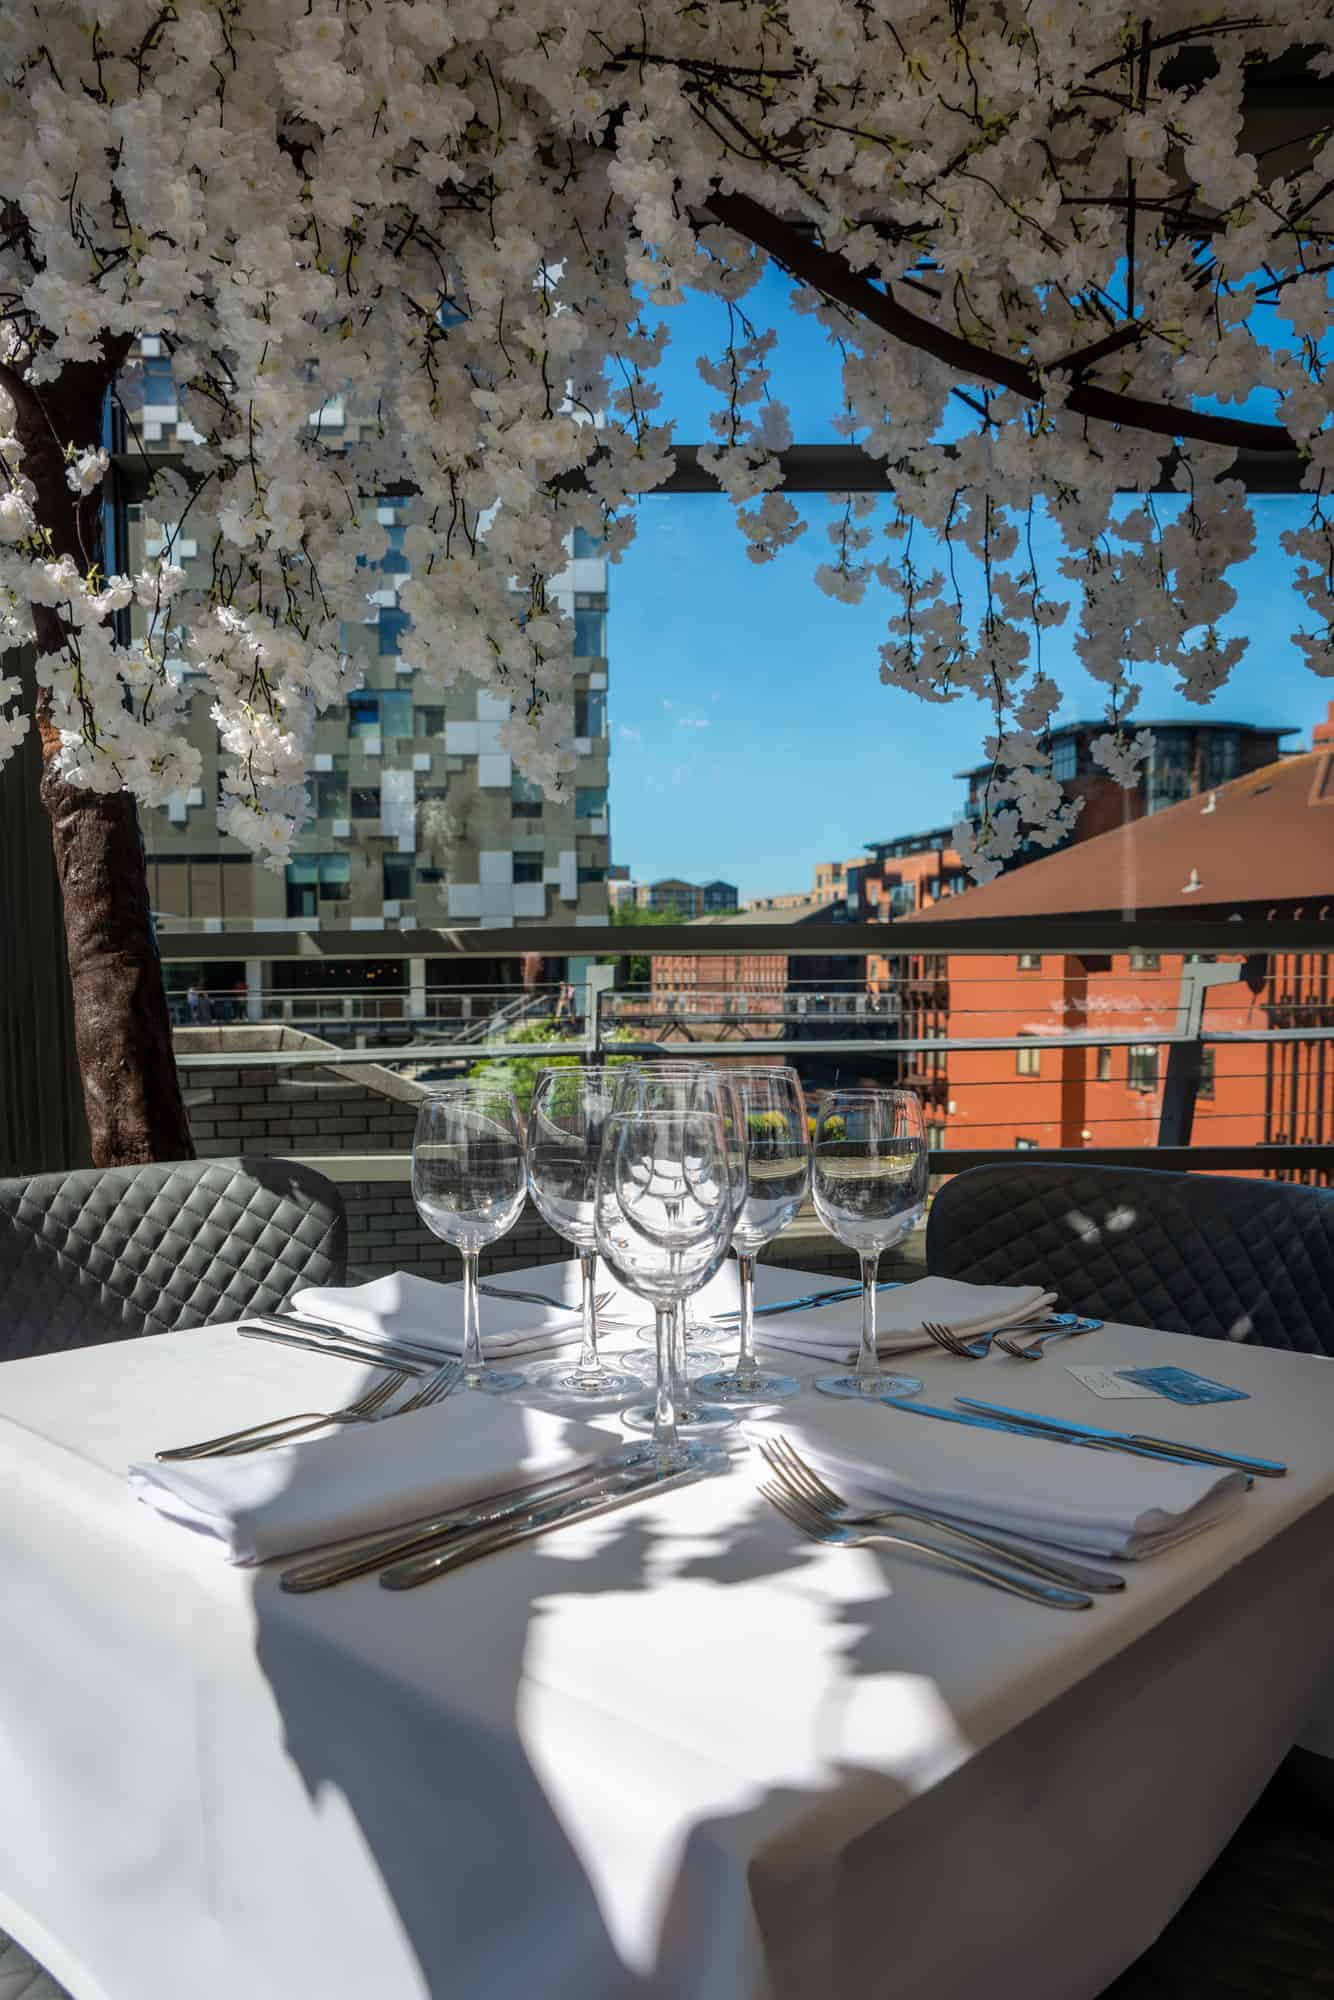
[
  {"x1": 594, "y1": 1106, "x2": 735, "y2": 1471},
  {"x1": 810, "y1": 1088, "x2": 928, "y2": 1401},
  {"x1": 697, "y1": 1067, "x2": 809, "y2": 1405},
  {"x1": 613, "y1": 1065, "x2": 742, "y2": 1433},
  {"x1": 411, "y1": 1080, "x2": 528, "y2": 1393},
  {"x1": 523, "y1": 1065, "x2": 643, "y2": 1401}
]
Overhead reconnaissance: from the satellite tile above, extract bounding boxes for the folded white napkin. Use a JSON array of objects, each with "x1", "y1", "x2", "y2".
[
  {"x1": 290, "y1": 1270, "x2": 586, "y2": 1358},
  {"x1": 758, "y1": 1405, "x2": 1246, "y2": 1560},
  {"x1": 131, "y1": 1394, "x2": 607, "y2": 1565},
  {"x1": 751, "y1": 1275, "x2": 1057, "y2": 1363}
]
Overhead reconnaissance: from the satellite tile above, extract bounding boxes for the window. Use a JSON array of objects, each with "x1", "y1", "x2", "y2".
[
  {"x1": 1198, "y1": 1048, "x2": 1216, "y2": 1099},
  {"x1": 1128, "y1": 1044, "x2": 1160, "y2": 1092},
  {"x1": 285, "y1": 854, "x2": 349, "y2": 916},
  {"x1": 1016, "y1": 1038, "x2": 1041, "y2": 1076},
  {"x1": 417, "y1": 866, "x2": 444, "y2": 884},
  {"x1": 350, "y1": 786, "x2": 380, "y2": 820},
  {"x1": 513, "y1": 855, "x2": 544, "y2": 883},
  {"x1": 382, "y1": 855, "x2": 414, "y2": 901},
  {"x1": 1204, "y1": 730, "x2": 1240, "y2": 787},
  {"x1": 314, "y1": 769, "x2": 347, "y2": 818},
  {"x1": 378, "y1": 605, "x2": 411, "y2": 657},
  {"x1": 575, "y1": 786, "x2": 606, "y2": 821},
  {"x1": 571, "y1": 526, "x2": 603, "y2": 558},
  {"x1": 888, "y1": 881, "x2": 916, "y2": 917},
  {"x1": 348, "y1": 691, "x2": 380, "y2": 738},
  {"x1": 414, "y1": 705, "x2": 445, "y2": 738},
  {"x1": 1015, "y1": 1137, "x2": 1039, "y2": 1151},
  {"x1": 1095, "y1": 1045, "x2": 1113, "y2": 1083},
  {"x1": 574, "y1": 592, "x2": 606, "y2": 657},
  {"x1": 925, "y1": 1123, "x2": 946, "y2": 1149},
  {"x1": 1017, "y1": 952, "x2": 1042, "y2": 971},
  {"x1": 578, "y1": 865, "x2": 605, "y2": 885},
  {"x1": 1050, "y1": 736, "x2": 1077, "y2": 781},
  {"x1": 1129, "y1": 948, "x2": 1160, "y2": 971},
  {"x1": 512, "y1": 773, "x2": 544, "y2": 820},
  {"x1": 575, "y1": 686, "x2": 606, "y2": 738},
  {"x1": 378, "y1": 690, "x2": 412, "y2": 739}
]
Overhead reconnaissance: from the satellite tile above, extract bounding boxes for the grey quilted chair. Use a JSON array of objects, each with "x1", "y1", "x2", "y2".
[
  {"x1": 0, "y1": 1155, "x2": 348, "y2": 1364},
  {"x1": 926, "y1": 1162, "x2": 1334, "y2": 1355}
]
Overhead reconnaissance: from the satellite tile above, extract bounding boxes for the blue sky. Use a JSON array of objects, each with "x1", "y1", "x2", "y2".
[{"x1": 606, "y1": 273, "x2": 1332, "y2": 901}]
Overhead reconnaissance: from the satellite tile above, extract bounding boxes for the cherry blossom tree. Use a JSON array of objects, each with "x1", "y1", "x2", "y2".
[{"x1": 2, "y1": 0, "x2": 1332, "y2": 1158}]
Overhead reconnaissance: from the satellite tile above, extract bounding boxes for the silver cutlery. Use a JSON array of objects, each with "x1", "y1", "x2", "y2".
[
  {"x1": 880, "y1": 1393, "x2": 1229, "y2": 1467},
  {"x1": 479, "y1": 1281, "x2": 619, "y2": 1315},
  {"x1": 922, "y1": 1316, "x2": 1008, "y2": 1360},
  {"x1": 758, "y1": 1481, "x2": 1093, "y2": 1610},
  {"x1": 993, "y1": 1316, "x2": 1103, "y2": 1360},
  {"x1": 157, "y1": 1370, "x2": 410, "y2": 1460},
  {"x1": 954, "y1": 1398, "x2": 1289, "y2": 1477},
  {"x1": 280, "y1": 1460, "x2": 624, "y2": 1592},
  {"x1": 378, "y1": 1461, "x2": 705, "y2": 1590},
  {"x1": 158, "y1": 1360, "x2": 464, "y2": 1461},
  {"x1": 240, "y1": 1315, "x2": 455, "y2": 1372},
  {"x1": 757, "y1": 1435, "x2": 1125, "y2": 1594},
  {"x1": 712, "y1": 1280, "x2": 900, "y2": 1323}
]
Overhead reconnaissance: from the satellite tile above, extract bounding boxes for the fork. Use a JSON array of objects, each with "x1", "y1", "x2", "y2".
[
  {"x1": 157, "y1": 1370, "x2": 410, "y2": 1460},
  {"x1": 993, "y1": 1322, "x2": 1092, "y2": 1360},
  {"x1": 757, "y1": 1436, "x2": 1124, "y2": 1594},
  {"x1": 156, "y1": 1361, "x2": 464, "y2": 1460},
  {"x1": 758, "y1": 1482, "x2": 1093, "y2": 1609},
  {"x1": 922, "y1": 1317, "x2": 1004, "y2": 1360}
]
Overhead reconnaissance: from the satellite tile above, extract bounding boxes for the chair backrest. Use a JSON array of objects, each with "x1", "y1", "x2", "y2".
[
  {"x1": 926, "y1": 1163, "x2": 1334, "y2": 1355},
  {"x1": 0, "y1": 1156, "x2": 348, "y2": 1363}
]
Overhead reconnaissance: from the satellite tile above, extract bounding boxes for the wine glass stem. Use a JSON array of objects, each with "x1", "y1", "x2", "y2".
[
  {"x1": 574, "y1": 1248, "x2": 600, "y2": 1377},
  {"x1": 460, "y1": 1249, "x2": 485, "y2": 1387},
  {"x1": 856, "y1": 1251, "x2": 880, "y2": 1387},
  {"x1": 671, "y1": 1301, "x2": 688, "y2": 1401},
  {"x1": 732, "y1": 1251, "x2": 759, "y2": 1386},
  {"x1": 654, "y1": 1306, "x2": 680, "y2": 1458}
]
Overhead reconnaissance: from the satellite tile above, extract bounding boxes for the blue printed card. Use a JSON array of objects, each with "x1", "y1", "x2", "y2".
[{"x1": 1116, "y1": 1366, "x2": 1250, "y2": 1405}]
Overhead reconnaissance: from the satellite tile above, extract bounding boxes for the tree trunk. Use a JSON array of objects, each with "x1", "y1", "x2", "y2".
[{"x1": 8, "y1": 354, "x2": 194, "y2": 1167}]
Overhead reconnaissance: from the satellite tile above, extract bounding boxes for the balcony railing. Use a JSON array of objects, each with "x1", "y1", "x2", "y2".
[{"x1": 151, "y1": 917, "x2": 1334, "y2": 1187}]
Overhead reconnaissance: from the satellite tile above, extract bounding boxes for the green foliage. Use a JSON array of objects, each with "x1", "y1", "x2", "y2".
[{"x1": 466, "y1": 1020, "x2": 637, "y2": 1116}]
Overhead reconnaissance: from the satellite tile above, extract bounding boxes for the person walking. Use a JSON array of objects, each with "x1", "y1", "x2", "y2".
[{"x1": 186, "y1": 983, "x2": 213, "y2": 1025}]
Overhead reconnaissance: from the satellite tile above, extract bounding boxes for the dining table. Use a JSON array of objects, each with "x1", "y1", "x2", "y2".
[{"x1": 1, "y1": 1260, "x2": 1333, "y2": 2000}]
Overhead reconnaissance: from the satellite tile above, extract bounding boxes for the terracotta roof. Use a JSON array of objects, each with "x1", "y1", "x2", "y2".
[
  {"x1": 914, "y1": 750, "x2": 1334, "y2": 922},
  {"x1": 688, "y1": 897, "x2": 845, "y2": 927}
]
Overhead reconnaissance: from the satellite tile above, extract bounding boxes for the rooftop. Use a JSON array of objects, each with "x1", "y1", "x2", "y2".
[
  {"x1": 686, "y1": 896, "x2": 846, "y2": 927},
  {"x1": 955, "y1": 719, "x2": 1300, "y2": 783},
  {"x1": 915, "y1": 748, "x2": 1334, "y2": 924}
]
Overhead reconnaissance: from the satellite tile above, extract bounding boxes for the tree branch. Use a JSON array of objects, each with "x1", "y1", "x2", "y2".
[{"x1": 704, "y1": 187, "x2": 1301, "y2": 461}]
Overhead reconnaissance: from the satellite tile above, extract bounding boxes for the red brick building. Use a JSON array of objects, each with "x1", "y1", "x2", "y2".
[{"x1": 909, "y1": 740, "x2": 1334, "y2": 1171}]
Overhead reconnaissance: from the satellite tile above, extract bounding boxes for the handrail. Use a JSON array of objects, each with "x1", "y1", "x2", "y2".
[{"x1": 153, "y1": 917, "x2": 1334, "y2": 960}]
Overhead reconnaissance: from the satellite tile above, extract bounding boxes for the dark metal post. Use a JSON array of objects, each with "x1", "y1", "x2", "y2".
[{"x1": 0, "y1": 651, "x2": 90, "y2": 1173}]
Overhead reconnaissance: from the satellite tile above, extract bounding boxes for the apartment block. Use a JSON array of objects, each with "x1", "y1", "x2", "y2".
[{"x1": 124, "y1": 342, "x2": 611, "y2": 937}]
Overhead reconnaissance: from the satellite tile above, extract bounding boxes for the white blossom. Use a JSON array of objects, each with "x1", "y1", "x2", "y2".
[{"x1": 0, "y1": 0, "x2": 1329, "y2": 873}]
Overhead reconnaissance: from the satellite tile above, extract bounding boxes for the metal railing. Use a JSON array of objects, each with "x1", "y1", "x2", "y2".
[{"x1": 160, "y1": 921, "x2": 1334, "y2": 1183}]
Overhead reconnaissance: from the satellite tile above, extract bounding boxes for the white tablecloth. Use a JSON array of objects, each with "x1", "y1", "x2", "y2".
[{"x1": 2, "y1": 1266, "x2": 1334, "y2": 2000}]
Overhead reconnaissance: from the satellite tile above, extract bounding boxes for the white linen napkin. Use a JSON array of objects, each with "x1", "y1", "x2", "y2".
[
  {"x1": 290, "y1": 1270, "x2": 586, "y2": 1358},
  {"x1": 756, "y1": 1405, "x2": 1246, "y2": 1559},
  {"x1": 750, "y1": 1275, "x2": 1057, "y2": 1362},
  {"x1": 130, "y1": 1394, "x2": 608, "y2": 1565}
]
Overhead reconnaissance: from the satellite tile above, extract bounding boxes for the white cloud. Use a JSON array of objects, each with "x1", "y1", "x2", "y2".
[
  {"x1": 618, "y1": 723, "x2": 642, "y2": 744},
  {"x1": 677, "y1": 717, "x2": 710, "y2": 729}
]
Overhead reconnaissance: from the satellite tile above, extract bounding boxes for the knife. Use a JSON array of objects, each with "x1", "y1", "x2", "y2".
[
  {"x1": 713, "y1": 1281, "x2": 903, "y2": 1322},
  {"x1": 378, "y1": 1462, "x2": 704, "y2": 1590},
  {"x1": 954, "y1": 1398, "x2": 1288, "y2": 1477},
  {"x1": 880, "y1": 1396, "x2": 1216, "y2": 1466}
]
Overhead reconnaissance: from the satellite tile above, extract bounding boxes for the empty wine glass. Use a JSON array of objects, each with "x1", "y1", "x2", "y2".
[
  {"x1": 594, "y1": 1106, "x2": 735, "y2": 1471},
  {"x1": 810, "y1": 1089, "x2": 929, "y2": 1401},
  {"x1": 411, "y1": 1080, "x2": 528, "y2": 1393},
  {"x1": 697, "y1": 1067, "x2": 809, "y2": 1405},
  {"x1": 524, "y1": 1065, "x2": 642, "y2": 1401},
  {"x1": 614, "y1": 1065, "x2": 741, "y2": 1433}
]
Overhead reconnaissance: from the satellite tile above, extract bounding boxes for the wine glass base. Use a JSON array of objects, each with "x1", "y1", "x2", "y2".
[
  {"x1": 694, "y1": 1368, "x2": 801, "y2": 1405},
  {"x1": 622, "y1": 1397, "x2": 737, "y2": 1433},
  {"x1": 523, "y1": 1359, "x2": 644, "y2": 1401},
  {"x1": 814, "y1": 1372, "x2": 923, "y2": 1401},
  {"x1": 618, "y1": 1437, "x2": 730, "y2": 1475},
  {"x1": 465, "y1": 1366, "x2": 528, "y2": 1396}
]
